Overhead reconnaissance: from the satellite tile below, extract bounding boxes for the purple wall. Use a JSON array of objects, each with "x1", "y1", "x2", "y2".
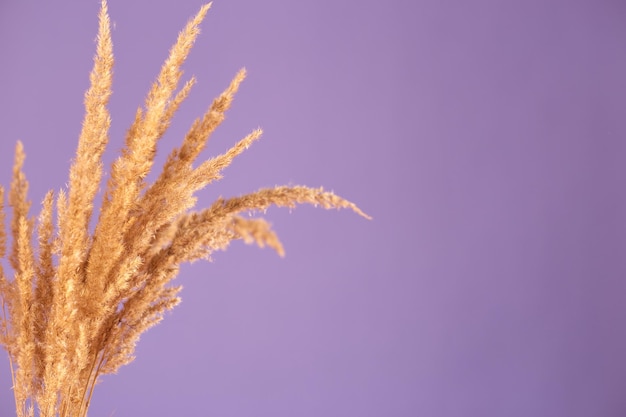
[{"x1": 1, "y1": 0, "x2": 626, "y2": 416}]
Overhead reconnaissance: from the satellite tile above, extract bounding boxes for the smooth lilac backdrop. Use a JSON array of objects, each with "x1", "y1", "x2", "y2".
[{"x1": 1, "y1": 0, "x2": 626, "y2": 416}]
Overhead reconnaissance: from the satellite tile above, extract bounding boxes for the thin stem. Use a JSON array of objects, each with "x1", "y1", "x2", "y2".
[
  {"x1": 81, "y1": 349, "x2": 107, "y2": 417},
  {"x1": 77, "y1": 350, "x2": 101, "y2": 417}
]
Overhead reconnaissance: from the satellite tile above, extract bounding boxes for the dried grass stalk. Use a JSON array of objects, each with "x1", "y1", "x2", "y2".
[{"x1": 0, "y1": 1, "x2": 369, "y2": 416}]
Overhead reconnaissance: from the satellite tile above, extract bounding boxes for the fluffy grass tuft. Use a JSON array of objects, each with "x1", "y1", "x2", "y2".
[{"x1": 0, "y1": 2, "x2": 369, "y2": 416}]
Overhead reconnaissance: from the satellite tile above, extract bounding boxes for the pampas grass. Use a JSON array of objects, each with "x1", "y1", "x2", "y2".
[{"x1": 0, "y1": 1, "x2": 369, "y2": 416}]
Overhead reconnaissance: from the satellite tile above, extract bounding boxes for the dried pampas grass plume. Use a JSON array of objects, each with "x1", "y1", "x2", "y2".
[{"x1": 0, "y1": 1, "x2": 369, "y2": 416}]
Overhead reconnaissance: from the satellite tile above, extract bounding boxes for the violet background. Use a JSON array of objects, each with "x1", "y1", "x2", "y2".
[{"x1": 1, "y1": 0, "x2": 626, "y2": 416}]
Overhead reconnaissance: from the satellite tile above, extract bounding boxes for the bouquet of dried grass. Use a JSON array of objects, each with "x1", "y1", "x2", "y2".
[{"x1": 0, "y1": 2, "x2": 368, "y2": 416}]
